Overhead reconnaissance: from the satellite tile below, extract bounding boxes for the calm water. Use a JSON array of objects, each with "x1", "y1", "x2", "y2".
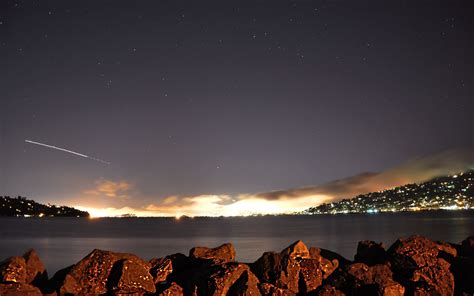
[{"x1": 1, "y1": 211, "x2": 473, "y2": 274}]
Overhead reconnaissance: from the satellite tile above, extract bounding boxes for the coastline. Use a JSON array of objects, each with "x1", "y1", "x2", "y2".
[{"x1": 1, "y1": 235, "x2": 473, "y2": 295}]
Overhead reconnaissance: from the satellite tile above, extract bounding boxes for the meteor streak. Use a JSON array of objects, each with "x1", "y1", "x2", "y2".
[{"x1": 25, "y1": 140, "x2": 110, "y2": 165}]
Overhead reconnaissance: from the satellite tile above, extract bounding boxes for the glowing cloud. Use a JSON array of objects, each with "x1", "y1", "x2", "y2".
[{"x1": 84, "y1": 180, "x2": 133, "y2": 198}]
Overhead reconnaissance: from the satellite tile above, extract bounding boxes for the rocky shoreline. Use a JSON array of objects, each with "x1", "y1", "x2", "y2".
[{"x1": 0, "y1": 236, "x2": 473, "y2": 295}]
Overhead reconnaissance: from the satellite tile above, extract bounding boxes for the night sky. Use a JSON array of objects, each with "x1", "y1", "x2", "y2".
[{"x1": 1, "y1": 0, "x2": 473, "y2": 216}]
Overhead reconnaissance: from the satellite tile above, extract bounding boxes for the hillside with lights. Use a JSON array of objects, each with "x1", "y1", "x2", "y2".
[
  {"x1": 0, "y1": 196, "x2": 89, "y2": 217},
  {"x1": 305, "y1": 171, "x2": 473, "y2": 215}
]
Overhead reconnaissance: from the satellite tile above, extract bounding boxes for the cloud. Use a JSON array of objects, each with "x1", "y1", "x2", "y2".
[
  {"x1": 84, "y1": 179, "x2": 133, "y2": 199},
  {"x1": 75, "y1": 149, "x2": 473, "y2": 217}
]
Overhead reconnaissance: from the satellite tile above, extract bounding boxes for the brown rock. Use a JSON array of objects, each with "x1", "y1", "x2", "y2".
[
  {"x1": 309, "y1": 247, "x2": 339, "y2": 279},
  {"x1": 388, "y1": 235, "x2": 439, "y2": 271},
  {"x1": 316, "y1": 284, "x2": 345, "y2": 296},
  {"x1": 259, "y1": 282, "x2": 296, "y2": 296},
  {"x1": 55, "y1": 249, "x2": 152, "y2": 295},
  {"x1": 0, "y1": 256, "x2": 27, "y2": 283},
  {"x1": 0, "y1": 283, "x2": 42, "y2": 295},
  {"x1": 22, "y1": 249, "x2": 47, "y2": 286},
  {"x1": 108, "y1": 259, "x2": 156, "y2": 295},
  {"x1": 355, "y1": 241, "x2": 388, "y2": 266},
  {"x1": 280, "y1": 240, "x2": 310, "y2": 259},
  {"x1": 150, "y1": 258, "x2": 173, "y2": 284},
  {"x1": 410, "y1": 258, "x2": 454, "y2": 296},
  {"x1": 190, "y1": 243, "x2": 236, "y2": 263},
  {"x1": 371, "y1": 264, "x2": 405, "y2": 296},
  {"x1": 158, "y1": 282, "x2": 184, "y2": 296},
  {"x1": 252, "y1": 252, "x2": 300, "y2": 293},
  {"x1": 299, "y1": 259, "x2": 323, "y2": 293},
  {"x1": 203, "y1": 263, "x2": 260, "y2": 296}
]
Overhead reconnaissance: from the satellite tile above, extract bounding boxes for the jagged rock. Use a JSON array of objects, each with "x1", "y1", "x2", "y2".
[
  {"x1": 0, "y1": 256, "x2": 27, "y2": 283},
  {"x1": 158, "y1": 281, "x2": 184, "y2": 296},
  {"x1": 22, "y1": 249, "x2": 47, "y2": 287},
  {"x1": 328, "y1": 263, "x2": 404, "y2": 296},
  {"x1": 309, "y1": 247, "x2": 339, "y2": 279},
  {"x1": 252, "y1": 252, "x2": 300, "y2": 293},
  {"x1": 190, "y1": 243, "x2": 236, "y2": 263},
  {"x1": 108, "y1": 259, "x2": 156, "y2": 295},
  {"x1": 299, "y1": 259, "x2": 324, "y2": 293},
  {"x1": 53, "y1": 249, "x2": 152, "y2": 295},
  {"x1": 0, "y1": 283, "x2": 42, "y2": 295},
  {"x1": 252, "y1": 241, "x2": 329, "y2": 294},
  {"x1": 410, "y1": 258, "x2": 454, "y2": 296},
  {"x1": 150, "y1": 258, "x2": 173, "y2": 284},
  {"x1": 310, "y1": 247, "x2": 350, "y2": 267},
  {"x1": 202, "y1": 263, "x2": 260, "y2": 296},
  {"x1": 280, "y1": 240, "x2": 310, "y2": 259},
  {"x1": 316, "y1": 284, "x2": 345, "y2": 296},
  {"x1": 227, "y1": 267, "x2": 261, "y2": 296},
  {"x1": 259, "y1": 282, "x2": 296, "y2": 296},
  {"x1": 355, "y1": 241, "x2": 388, "y2": 266},
  {"x1": 435, "y1": 242, "x2": 457, "y2": 262},
  {"x1": 388, "y1": 235, "x2": 439, "y2": 271}
]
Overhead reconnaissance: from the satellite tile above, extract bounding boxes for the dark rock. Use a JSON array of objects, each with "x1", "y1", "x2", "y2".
[
  {"x1": 316, "y1": 284, "x2": 345, "y2": 296},
  {"x1": 203, "y1": 263, "x2": 260, "y2": 296},
  {"x1": 311, "y1": 247, "x2": 351, "y2": 267},
  {"x1": 190, "y1": 243, "x2": 236, "y2": 263},
  {"x1": 150, "y1": 258, "x2": 173, "y2": 284},
  {"x1": 355, "y1": 241, "x2": 388, "y2": 266},
  {"x1": 22, "y1": 249, "x2": 47, "y2": 287},
  {"x1": 280, "y1": 240, "x2": 310, "y2": 259},
  {"x1": 53, "y1": 249, "x2": 152, "y2": 295},
  {"x1": 327, "y1": 263, "x2": 404, "y2": 296},
  {"x1": 252, "y1": 251, "x2": 300, "y2": 293},
  {"x1": 259, "y1": 282, "x2": 296, "y2": 296},
  {"x1": 158, "y1": 281, "x2": 184, "y2": 296},
  {"x1": 108, "y1": 259, "x2": 156, "y2": 295},
  {"x1": 252, "y1": 241, "x2": 330, "y2": 294},
  {"x1": 228, "y1": 267, "x2": 261, "y2": 296},
  {"x1": 299, "y1": 259, "x2": 323, "y2": 293},
  {"x1": 0, "y1": 256, "x2": 27, "y2": 283},
  {"x1": 0, "y1": 283, "x2": 42, "y2": 295},
  {"x1": 410, "y1": 258, "x2": 454, "y2": 296},
  {"x1": 388, "y1": 235, "x2": 439, "y2": 272}
]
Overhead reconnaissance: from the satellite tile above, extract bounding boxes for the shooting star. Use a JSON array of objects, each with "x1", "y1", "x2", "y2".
[{"x1": 25, "y1": 139, "x2": 111, "y2": 165}]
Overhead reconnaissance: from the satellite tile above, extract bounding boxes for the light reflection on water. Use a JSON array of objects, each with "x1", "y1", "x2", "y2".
[{"x1": 0, "y1": 211, "x2": 473, "y2": 274}]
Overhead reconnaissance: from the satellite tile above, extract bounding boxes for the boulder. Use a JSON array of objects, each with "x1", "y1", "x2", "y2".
[
  {"x1": 108, "y1": 259, "x2": 156, "y2": 295},
  {"x1": 355, "y1": 241, "x2": 388, "y2": 266},
  {"x1": 0, "y1": 256, "x2": 27, "y2": 283},
  {"x1": 252, "y1": 241, "x2": 329, "y2": 294},
  {"x1": 435, "y1": 242, "x2": 457, "y2": 259},
  {"x1": 201, "y1": 263, "x2": 260, "y2": 296},
  {"x1": 22, "y1": 249, "x2": 47, "y2": 287},
  {"x1": 309, "y1": 247, "x2": 339, "y2": 279},
  {"x1": 259, "y1": 282, "x2": 296, "y2": 296},
  {"x1": 280, "y1": 240, "x2": 310, "y2": 259},
  {"x1": 150, "y1": 258, "x2": 173, "y2": 284},
  {"x1": 0, "y1": 283, "x2": 42, "y2": 295},
  {"x1": 327, "y1": 263, "x2": 404, "y2": 296},
  {"x1": 388, "y1": 235, "x2": 439, "y2": 272},
  {"x1": 53, "y1": 249, "x2": 152, "y2": 295},
  {"x1": 299, "y1": 259, "x2": 324, "y2": 293},
  {"x1": 410, "y1": 258, "x2": 454, "y2": 296},
  {"x1": 158, "y1": 281, "x2": 184, "y2": 296},
  {"x1": 316, "y1": 284, "x2": 345, "y2": 296},
  {"x1": 190, "y1": 243, "x2": 236, "y2": 263}
]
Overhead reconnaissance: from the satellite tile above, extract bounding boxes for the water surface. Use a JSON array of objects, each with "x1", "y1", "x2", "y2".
[{"x1": 1, "y1": 211, "x2": 473, "y2": 274}]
